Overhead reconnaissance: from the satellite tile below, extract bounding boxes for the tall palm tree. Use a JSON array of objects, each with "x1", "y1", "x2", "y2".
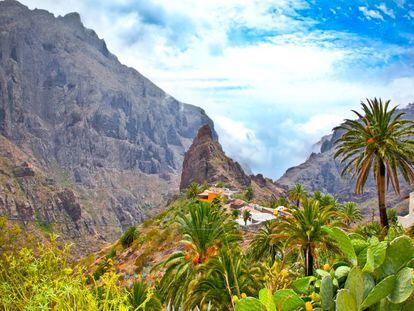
[
  {"x1": 338, "y1": 202, "x2": 362, "y2": 227},
  {"x1": 271, "y1": 198, "x2": 338, "y2": 276},
  {"x1": 334, "y1": 98, "x2": 414, "y2": 228},
  {"x1": 289, "y1": 183, "x2": 308, "y2": 207}
]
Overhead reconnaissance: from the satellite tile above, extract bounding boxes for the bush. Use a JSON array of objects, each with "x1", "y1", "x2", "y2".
[{"x1": 120, "y1": 226, "x2": 138, "y2": 248}]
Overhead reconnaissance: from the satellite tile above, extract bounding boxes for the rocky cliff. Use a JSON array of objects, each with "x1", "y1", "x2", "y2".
[
  {"x1": 278, "y1": 104, "x2": 414, "y2": 215},
  {"x1": 180, "y1": 125, "x2": 285, "y2": 201},
  {"x1": 0, "y1": 0, "x2": 216, "y2": 246}
]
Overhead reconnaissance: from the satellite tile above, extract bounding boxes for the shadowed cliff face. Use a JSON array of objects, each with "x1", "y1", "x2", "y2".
[
  {"x1": 180, "y1": 124, "x2": 285, "y2": 201},
  {"x1": 0, "y1": 0, "x2": 216, "y2": 245},
  {"x1": 278, "y1": 104, "x2": 414, "y2": 214}
]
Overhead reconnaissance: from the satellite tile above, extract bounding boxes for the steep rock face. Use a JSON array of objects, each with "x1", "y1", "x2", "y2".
[
  {"x1": 180, "y1": 125, "x2": 285, "y2": 201},
  {"x1": 0, "y1": 0, "x2": 216, "y2": 243},
  {"x1": 278, "y1": 104, "x2": 414, "y2": 214},
  {"x1": 0, "y1": 135, "x2": 102, "y2": 253}
]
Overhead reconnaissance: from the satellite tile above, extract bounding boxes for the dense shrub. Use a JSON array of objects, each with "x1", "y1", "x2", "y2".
[{"x1": 120, "y1": 225, "x2": 138, "y2": 248}]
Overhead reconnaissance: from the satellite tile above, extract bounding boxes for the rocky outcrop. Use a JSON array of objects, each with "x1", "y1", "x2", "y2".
[
  {"x1": 180, "y1": 125, "x2": 285, "y2": 201},
  {"x1": 278, "y1": 104, "x2": 414, "y2": 214},
  {"x1": 0, "y1": 0, "x2": 216, "y2": 244}
]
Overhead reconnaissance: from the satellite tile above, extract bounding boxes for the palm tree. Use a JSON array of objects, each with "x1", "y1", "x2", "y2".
[
  {"x1": 184, "y1": 247, "x2": 258, "y2": 310},
  {"x1": 334, "y1": 98, "x2": 414, "y2": 228},
  {"x1": 338, "y1": 202, "x2": 362, "y2": 227},
  {"x1": 271, "y1": 197, "x2": 338, "y2": 276},
  {"x1": 155, "y1": 201, "x2": 240, "y2": 307},
  {"x1": 242, "y1": 209, "x2": 252, "y2": 226},
  {"x1": 127, "y1": 281, "x2": 162, "y2": 310},
  {"x1": 289, "y1": 183, "x2": 308, "y2": 207},
  {"x1": 186, "y1": 182, "x2": 202, "y2": 199},
  {"x1": 245, "y1": 186, "x2": 254, "y2": 201},
  {"x1": 248, "y1": 220, "x2": 281, "y2": 265}
]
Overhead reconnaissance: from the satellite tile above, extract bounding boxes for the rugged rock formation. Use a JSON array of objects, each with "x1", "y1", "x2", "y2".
[
  {"x1": 180, "y1": 125, "x2": 285, "y2": 201},
  {"x1": 0, "y1": 0, "x2": 216, "y2": 246},
  {"x1": 278, "y1": 104, "x2": 414, "y2": 215}
]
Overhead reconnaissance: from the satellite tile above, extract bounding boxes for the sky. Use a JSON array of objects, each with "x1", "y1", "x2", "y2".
[{"x1": 20, "y1": 0, "x2": 414, "y2": 179}]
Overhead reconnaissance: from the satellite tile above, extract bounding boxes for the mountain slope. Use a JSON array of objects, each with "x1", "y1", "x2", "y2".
[
  {"x1": 278, "y1": 103, "x2": 414, "y2": 215},
  {"x1": 0, "y1": 0, "x2": 216, "y2": 244}
]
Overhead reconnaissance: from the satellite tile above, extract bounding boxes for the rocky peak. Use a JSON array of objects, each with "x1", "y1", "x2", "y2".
[{"x1": 180, "y1": 125, "x2": 285, "y2": 201}]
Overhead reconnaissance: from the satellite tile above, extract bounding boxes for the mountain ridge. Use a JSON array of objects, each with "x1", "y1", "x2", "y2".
[{"x1": 0, "y1": 0, "x2": 216, "y2": 247}]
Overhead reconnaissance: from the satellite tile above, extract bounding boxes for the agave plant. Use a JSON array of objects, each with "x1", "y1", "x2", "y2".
[{"x1": 334, "y1": 98, "x2": 414, "y2": 228}]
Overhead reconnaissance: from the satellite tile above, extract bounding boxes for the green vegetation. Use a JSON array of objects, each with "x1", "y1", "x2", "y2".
[
  {"x1": 334, "y1": 98, "x2": 414, "y2": 228},
  {"x1": 186, "y1": 181, "x2": 202, "y2": 199},
  {"x1": 242, "y1": 209, "x2": 252, "y2": 226},
  {"x1": 120, "y1": 225, "x2": 138, "y2": 248},
  {"x1": 1, "y1": 101, "x2": 413, "y2": 310},
  {"x1": 245, "y1": 185, "x2": 254, "y2": 201}
]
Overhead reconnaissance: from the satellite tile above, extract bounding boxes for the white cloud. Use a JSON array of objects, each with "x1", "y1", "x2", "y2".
[
  {"x1": 377, "y1": 3, "x2": 396, "y2": 19},
  {"x1": 17, "y1": 0, "x2": 414, "y2": 178},
  {"x1": 359, "y1": 6, "x2": 384, "y2": 20}
]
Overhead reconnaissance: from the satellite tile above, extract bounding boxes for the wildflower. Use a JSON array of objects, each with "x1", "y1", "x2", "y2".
[
  {"x1": 273, "y1": 210, "x2": 279, "y2": 217},
  {"x1": 305, "y1": 301, "x2": 313, "y2": 311},
  {"x1": 241, "y1": 293, "x2": 247, "y2": 299},
  {"x1": 184, "y1": 254, "x2": 191, "y2": 261},
  {"x1": 280, "y1": 269, "x2": 288, "y2": 278},
  {"x1": 367, "y1": 137, "x2": 375, "y2": 144},
  {"x1": 323, "y1": 263, "x2": 330, "y2": 271}
]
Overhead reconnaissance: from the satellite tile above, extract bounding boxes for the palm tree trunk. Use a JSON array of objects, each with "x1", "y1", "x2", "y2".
[
  {"x1": 304, "y1": 245, "x2": 313, "y2": 276},
  {"x1": 377, "y1": 161, "x2": 389, "y2": 229}
]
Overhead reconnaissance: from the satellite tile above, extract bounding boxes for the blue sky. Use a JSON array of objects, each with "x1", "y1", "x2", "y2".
[{"x1": 21, "y1": 0, "x2": 414, "y2": 179}]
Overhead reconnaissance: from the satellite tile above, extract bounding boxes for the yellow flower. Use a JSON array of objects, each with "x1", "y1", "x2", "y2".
[
  {"x1": 241, "y1": 293, "x2": 247, "y2": 299},
  {"x1": 280, "y1": 269, "x2": 289, "y2": 278},
  {"x1": 309, "y1": 292, "x2": 320, "y2": 302},
  {"x1": 233, "y1": 295, "x2": 239, "y2": 302},
  {"x1": 323, "y1": 263, "x2": 330, "y2": 271},
  {"x1": 305, "y1": 301, "x2": 313, "y2": 311},
  {"x1": 273, "y1": 210, "x2": 279, "y2": 216}
]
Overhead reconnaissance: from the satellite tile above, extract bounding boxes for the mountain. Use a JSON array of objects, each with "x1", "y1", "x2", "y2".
[
  {"x1": 0, "y1": 0, "x2": 216, "y2": 247},
  {"x1": 180, "y1": 124, "x2": 285, "y2": 201},
  {"x1": 278, "y1": 103, "x2": 414, "y2": 215}
]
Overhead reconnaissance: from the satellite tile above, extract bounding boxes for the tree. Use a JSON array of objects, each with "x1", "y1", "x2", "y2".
[
  {"x1": 242, "y1": 209, "x2": 252, "y2": 226},
  {"x1": 232, "y1": 209, "x2": 240, "y2": 219},
  {"x1": 334, "y1": 98, "x2": 414, "y2": 228},
  {"x1": 271, "y1": 197, "x2": 338, "y2": 276},
  {"x1": 245, "y1": 186, "x2": 254, "y2": 201},
  {"x1": 248, "y1": 220, "x2": 281, "y2": 265},
  {"x1": 289, "y1": 183, "x2": 308, "y2": 207},
  {"x1": 338, "y1": 202, "x2": 362, "y2": 227},
  {"x1": 184, "y1": 248, "x2": 258, "y2": 310},
  {"x1": 186, "y1": 182, "x2": 202, "y2": 199},
  {"x1": 155, "y1": 201, "x2": 240, "y2": 307}
]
